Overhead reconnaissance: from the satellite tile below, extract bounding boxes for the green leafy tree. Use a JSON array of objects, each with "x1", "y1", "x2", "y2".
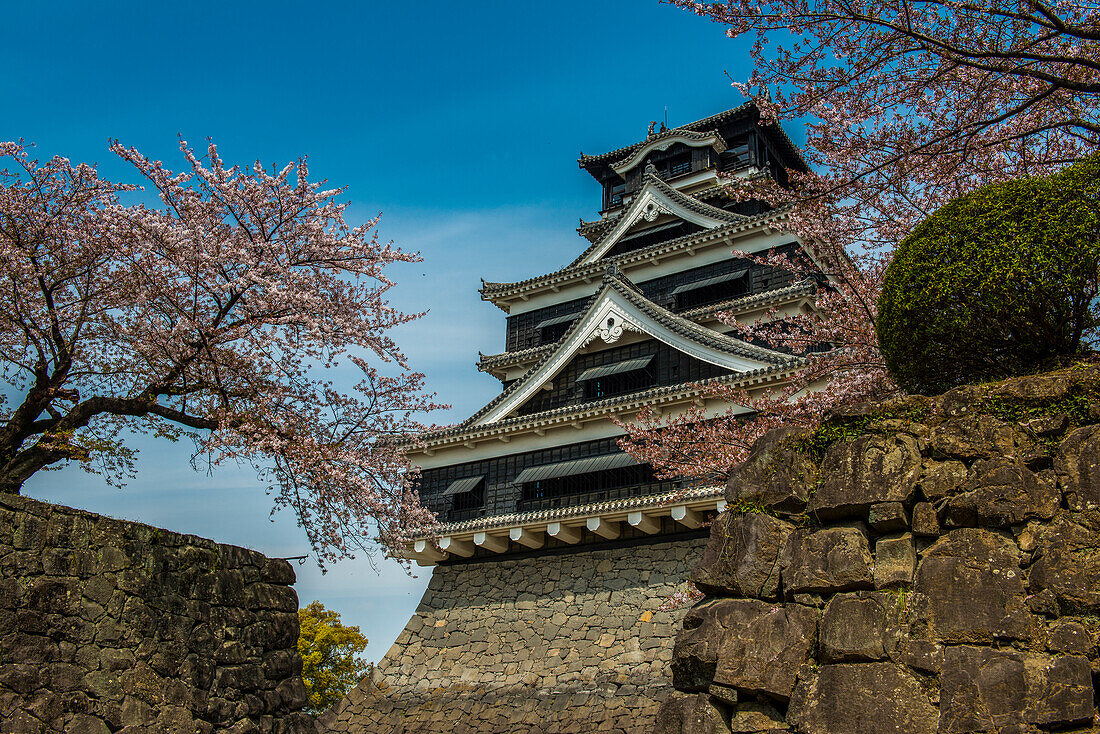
[
  {"x1": 877, "y1": 154, "x2": 1100, "y2": 395},
  {"x1": 297, "y1": 601, "x2": 371, "y2": 714}
]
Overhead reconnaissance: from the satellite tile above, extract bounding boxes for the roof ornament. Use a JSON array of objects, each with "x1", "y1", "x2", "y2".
[
  {"x1": 604, "y1": 263, "x2": 621, "y2": 281},
  {"x1": 647, "y1": 121, "x2": 657, "y2": 137},
  {"x1": 644, "y1": 162, "x2": 657, "y2": 177}
]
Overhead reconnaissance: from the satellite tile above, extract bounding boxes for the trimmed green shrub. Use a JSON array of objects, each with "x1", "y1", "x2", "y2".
[{"x1": 877, "y1": 155, "x2": 1100, "y2": 395}]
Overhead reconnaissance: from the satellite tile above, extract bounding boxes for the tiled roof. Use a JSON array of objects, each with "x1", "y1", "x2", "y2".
[
  {"x1": 412, "y1": 363, "x2": 800, "y2": 448},
  {"x1": 476, "y1": 279, "x2": 818, "y2": 379},
  {"x1": 477, "y1": 344, "x2": 555, "y2": 375},
  {"x1": 565, "y1": 171, "x2": 747, "y2": 269},
  {"x1": 429, "y1": 267, "x2": 803, "y2": 441},
  {"x1": 482, "y1": 208, "x2": 789, "y2": 304},
  {"x1": 420, "y1": 484, "x2": 723, "y2": 537},
  {"x1": 678, "y1": 278, "x2": 818, "y2": 320}
]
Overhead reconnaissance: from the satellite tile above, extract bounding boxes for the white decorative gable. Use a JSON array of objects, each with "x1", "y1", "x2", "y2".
[
  {"x1": 610, "y1": 131, "x2": 725, "y2": 176},
  {"x1": 575, "y1": 174, "x2": 743, "y2": 267},
  {"x1": 472, "y1": 280, "x2": 781, "y2": 426}
]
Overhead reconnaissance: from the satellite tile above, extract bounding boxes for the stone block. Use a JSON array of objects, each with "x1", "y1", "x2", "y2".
[
  {"x1": 915, "y1": 529, "x2": 1037, "y2": 643},
  {"x1": 808, "y1": 433, "x2": 922, "y2": 519},
  {"x1": 868, "y1": 502, "x2": 907, "y2": 533},
  {"x1": 819, "y1": 592, "x2": 889, "y2": 662},
  {"x1": 1058, "y1": 425, "x2": 1100, "y2": 511},
  {"x1": 654, "y1": 692, "x2": 730, "y2": 734},
  {"x1": 781, "y1": 526, "x2": 874, "y2": 596},
  {"x1": 927, "y1": 413, "x2": 1035, "y2": 461},
  {"x1": 1028, "y1": 513, "x2": 1100, "y2": 613},
  {"x1": 874, "y1": 533, "x2": 916, "y2": 589},
  {"x1": 942, "y1": 458, "x2": 1059, "y2": 527},
  {"x1": 917, "y1": 460, "x2": 970, "y2": 503},
  {"x1": 691, "y1": 511, "x2": 792, "y2": 600},
  {"x1": 726, "y1": 426, "x2": 818, "y2": 514},
  {"x1": 711, "y1": 601, "x2": 817, "y2": 701},
  {"x1": 787, "y1": 663, "x2": 938, "y2": 734},
  {"x1": 673, "y1": 599, "x2": 817, "y2": 701},
  {"x1": 939, "y1": 646, "x2": 1094, "y2": 732},
  {"x1": 910, "y1": 502, "x2": 940, "y2": 536},
  {"x1": 727, "y1": 701, "x2": 787, "y2": 732}
]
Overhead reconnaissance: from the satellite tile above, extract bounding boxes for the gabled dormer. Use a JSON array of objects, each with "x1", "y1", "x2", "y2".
[
  {"x1": 467, "y1": 266, "x2": 799, "y2": 427},
  {"x1": 570, "y1": 170, "x2": 745, "y2": 266}
]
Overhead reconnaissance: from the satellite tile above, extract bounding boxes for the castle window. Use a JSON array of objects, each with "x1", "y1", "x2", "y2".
[
  {"x1": 535, "y1": 311, "x2": 582, "y2": 344},
  {"x1": 515, "y1": 453, "x2": 655, "y2": 509},
  {"x1": 672, "y1": 268, "x2": 750, "y2": 310},
  {"x1": 444, "y1": 475, "x2": 485, "y2": 521},
  {"x1": 578, "y1": 355, "x2": 656, "y2": 399},
  {"x1": 609, "y1": 181, "x2": 626, "y2": 208},
  {"x1": 652, "y1": 151, "x2": 693, "y2": 179}
]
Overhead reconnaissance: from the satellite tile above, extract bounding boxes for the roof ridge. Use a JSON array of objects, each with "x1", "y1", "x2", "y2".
[{"x1": 480, "y1": 208, "x2": 790, "y2": 300}]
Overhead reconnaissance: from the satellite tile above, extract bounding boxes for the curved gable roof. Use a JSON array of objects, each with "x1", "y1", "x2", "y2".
[
  {"x1": 570, "y1": 170, "x2": 746, "y2": 267},
  {"x1": 610, "y1": 130, "x2": 726, "y2": 176},
  {"x1": 465, "y1": 267, "x2": 799, "y2": 427}
]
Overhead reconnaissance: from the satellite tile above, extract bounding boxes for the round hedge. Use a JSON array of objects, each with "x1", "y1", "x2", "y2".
[{"x1": 877, "y1": 155, "x2": 1100, "y2": 396}]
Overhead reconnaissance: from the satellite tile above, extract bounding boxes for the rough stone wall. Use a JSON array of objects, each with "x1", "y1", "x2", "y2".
[
  {"x1": 320, "y1": 535, "x2": 707, "y2": 733},
  {"x1": 659, "y1": 363, "x2": 1100, "y2": 734},
  {"x1": 0, "y1": 493, "x2": 317, "y2": 734}
]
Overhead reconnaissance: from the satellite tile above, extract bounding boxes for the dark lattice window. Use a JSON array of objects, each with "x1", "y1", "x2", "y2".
[
  {"x1": 540, "y1": 321, "x2": 574, "y2": 343},
  {"x1": 582, "y1": 365, "x2": 656, "y2": 399},
  {"x1": 521, "y1": 464, "x2": 657, "y2": 506},
  {"x1": 447, "y1": 477, "x2": 485, "y2": 522},
  {"x1": 653, "y1": 151, "x2": 693, "y2": 179},
  {"x1": 675, "y1": 272, "x2": 751, "y2": 310},
  {"x1": 603, "y1": 220, "x2": 704, "y2": 260},
  {"x1": 609, "y1": 181, "x2": 626, "y2": 208}
]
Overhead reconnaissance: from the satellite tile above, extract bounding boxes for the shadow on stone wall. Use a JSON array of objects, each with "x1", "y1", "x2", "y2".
[
  {"x1": 659, "y1": 363, "x2": 1100, "y2": 733},
  {"x1": 0, "y1": 493, "x2": 317, "y2": 733}
]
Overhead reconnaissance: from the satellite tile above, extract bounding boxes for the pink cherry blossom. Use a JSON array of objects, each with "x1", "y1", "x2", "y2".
[
  {"x1": 617, "y1": 0, "x2": 1099, "y2": 482},
  {"x1": 0, "y1": 140, "x2": 444, "y2": 568}
]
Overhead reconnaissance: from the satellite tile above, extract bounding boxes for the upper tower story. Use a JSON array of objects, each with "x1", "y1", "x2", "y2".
[
  {"x1": 578, "y1": 102, "x2": 806, "y2": 222},
  {"x1": 479, "y1": 102, "x2": 812, "y2": 379}
]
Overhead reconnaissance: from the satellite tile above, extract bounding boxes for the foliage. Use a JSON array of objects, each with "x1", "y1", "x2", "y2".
[
  {"x1": 619, "y1": 0, "x2": 1100, "y2": 483},
  {"x1": 878, "y1": 155, "x2": 1100, "y2": 395},
  {"x1": 0, "y1": 141, "x2": 444, "y2": 565},
  {"x1": 297, "y1": 601, "x2": 371, "y2": 715},
  {"x1": 615, "y1": 250, "x2": 895, "y2": 483}
]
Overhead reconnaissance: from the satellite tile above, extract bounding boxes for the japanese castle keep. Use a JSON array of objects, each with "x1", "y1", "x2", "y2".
[{"x1": 322, "y1": 103, "x2": 818, "y2": 733}]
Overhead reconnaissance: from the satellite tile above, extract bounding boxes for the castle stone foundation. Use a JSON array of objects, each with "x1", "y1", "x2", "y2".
[{"x1": 320, "y1": 535, "x2": 707, "y2": 733}]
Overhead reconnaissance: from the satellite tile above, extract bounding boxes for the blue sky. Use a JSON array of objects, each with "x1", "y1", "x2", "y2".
[{"x1": 2, "y1": 1, "x2": 781, "y2": 661}]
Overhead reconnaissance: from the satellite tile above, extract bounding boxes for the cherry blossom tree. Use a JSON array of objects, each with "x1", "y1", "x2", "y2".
[
  {"x1": 617, "y1": 0, "x2": 1100, "y2": 481},
  {"x1": 0, "y1": 140, "x2": 443, "y2": 565}
]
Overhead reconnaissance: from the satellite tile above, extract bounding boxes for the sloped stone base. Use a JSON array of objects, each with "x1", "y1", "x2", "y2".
[{"x1": 320, "y1": 536, "x2": 707, "y2": 734}]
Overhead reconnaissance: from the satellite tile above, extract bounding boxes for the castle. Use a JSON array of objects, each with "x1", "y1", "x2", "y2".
[
  {"x1": 405, "y1": 102, "x2": 815, "y2": 564},
  {"x1": 322, "y1": 102, "x2": 821, "y2": 733}
]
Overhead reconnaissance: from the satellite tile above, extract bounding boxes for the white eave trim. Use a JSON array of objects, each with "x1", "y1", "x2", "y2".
[
  {"x1": 474, "y1": 287, "x2": 777, "y2": 426},
  {"x1": 395, "y1": 486, "x2": 727, "y2": 566},
  {"x1": 412, "y1": 365, "x2": 798, "y2": 452},
  {"x1": 482, "y1": 210, "x2": 791, "y2": 309},
  {"x1": 610, "y1": 132, "x2": 726, "y2": 176},
  {"x1": 576, "y1": 180, "x2": 737, "y2": 267}
]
